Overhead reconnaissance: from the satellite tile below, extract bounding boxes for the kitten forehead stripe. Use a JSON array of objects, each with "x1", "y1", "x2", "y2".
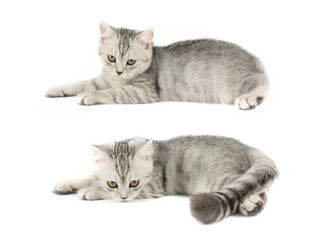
[
  {"x1": 119, "y1": 37, "x2": 130, "y2": 57},
  {"x1": 117, "y1": 28, "x2": 138, "y2": 57},
  {"x1": 112, "y1": 142, "x2": 132, "y2": 179}
]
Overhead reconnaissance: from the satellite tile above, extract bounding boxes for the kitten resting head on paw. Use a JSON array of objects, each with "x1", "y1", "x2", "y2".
[
  {"x1": 98, "y1": 22, "x2": 154, "y2": 82},
  {"x1": 91, "y1": 138, "x2": 153, "y2": 201}
]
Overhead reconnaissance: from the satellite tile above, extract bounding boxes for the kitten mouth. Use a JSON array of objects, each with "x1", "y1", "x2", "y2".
[{"x1": 113, "y1": 75, "x2": 125, "y2": 81}]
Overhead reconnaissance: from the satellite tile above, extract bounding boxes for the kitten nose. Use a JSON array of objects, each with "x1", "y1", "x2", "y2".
[
  {"x1": 120, "y1": 196, "x2": 128, "y2": 200},
  {"x1": 116, "y1": 71, "x2": 123, "y2": 75}
]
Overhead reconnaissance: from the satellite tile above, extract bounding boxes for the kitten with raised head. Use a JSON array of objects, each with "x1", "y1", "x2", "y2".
[
  {"x1": 47, "y1": 22, "x2": 269, "y2": 110},
  {"x1": 53, "y1": 136, "x2": 278, "y2": 224}
]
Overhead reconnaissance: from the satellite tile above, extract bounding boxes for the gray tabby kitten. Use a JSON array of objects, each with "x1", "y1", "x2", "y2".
[
  {"x1": 47, "y1": 22, "x2": 269, "y2": 110},
  {"x1": 53, "y1": 136, "x2": 278, "y2": 224}
]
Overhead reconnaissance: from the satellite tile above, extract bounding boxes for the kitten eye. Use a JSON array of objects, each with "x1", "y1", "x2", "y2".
[
  {"x1": 127, "y1": 59, "x2": 136, "y2": 66},
  {"x1": 107, "y1": 55, "x2": 116, "y2": 63},
  {"x1": 107, "y1": 181, "x2": 118, "y2": 188},
  {"x1": 129, "y1": 180, "x2": 140, "y2": 188}
]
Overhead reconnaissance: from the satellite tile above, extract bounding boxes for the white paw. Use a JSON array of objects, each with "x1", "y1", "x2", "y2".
[
  {"x1": 239, "y1": 191, "x2": 266, "y2": 216},
  {"x1": 235, "y1": 95, "x2": 264, "y2": 110},
  {"x1": 77, "y1": 187, "x2": 103, "y2": 200},
  {"x1": 53, "y1": 181, "x2": 77, "y2": 194},
  {"x1": 46, "y1": 86, "x2": 73, "y2": 97},
  {"x1": 76, "y1": 92, "x2": 100, "y2": 105}
]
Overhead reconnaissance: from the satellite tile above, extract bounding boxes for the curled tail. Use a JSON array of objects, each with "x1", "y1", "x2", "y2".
[{"x1": 190, "y1": 149, "x2": 278, "y2": 224}]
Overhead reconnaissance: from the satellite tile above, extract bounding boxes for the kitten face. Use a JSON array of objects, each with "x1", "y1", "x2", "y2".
[
  {"x1": 98, "y1": 22, "x2": 153, "y2": 82},
  {"x1": 91, "y1": 139, "x2": 153, "y2": 201}
]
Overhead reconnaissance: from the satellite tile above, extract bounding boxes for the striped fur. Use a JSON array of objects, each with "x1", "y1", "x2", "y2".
[
  {"x1": 111, "y1": 142, "x2": 132, "y2": 179},
  {"x1": 53, "y1": 135, "x2": 278, "y2": 224},
  {"x1": 46, "y1": 22, "x2": 269, "y2": 110},
  {"x1": 116, "y1": 28, "x2": 139, "y2": 57}
]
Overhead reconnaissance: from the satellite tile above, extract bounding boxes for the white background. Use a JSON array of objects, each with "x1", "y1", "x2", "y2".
[{"x1": 1, "y1": 0, "x2": 319, "y2": 239}]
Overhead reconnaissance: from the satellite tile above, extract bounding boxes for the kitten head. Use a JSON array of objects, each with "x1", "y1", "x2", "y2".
[
  {"x1": 98, "y1": 22, "x2": 154, "y2": 81},
  {"x1": 91, "y1": 138, "x2": 153, "y2": 201}
]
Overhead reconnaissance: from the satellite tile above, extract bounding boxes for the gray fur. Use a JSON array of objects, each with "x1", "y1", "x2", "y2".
[
  {"x1": 111, "y1": 142, "x2": 132, "y2": 179},
  {"x1": 54, "y1": 135, "x2": 278, "y2": 224},
  {"x1": 190, "y1": 193, "x2": 224, "y2": 224},
  {"x1": 47, "y1": 23, "x2": 269, "y2": 109}
]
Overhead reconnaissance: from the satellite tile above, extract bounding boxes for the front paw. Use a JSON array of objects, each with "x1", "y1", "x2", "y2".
[
  {"x1": 53, "y1": 181, "x2": 77, "y2": 194},
  {"x1": 77, "y1": 187, "x2": 103, "y2": 200},
  {"x1": 76, "y1": 92, "x2": 100, "y2": 105},
  {"x1": 46, "y1": 86, "x2": 73, "y2": 97}
]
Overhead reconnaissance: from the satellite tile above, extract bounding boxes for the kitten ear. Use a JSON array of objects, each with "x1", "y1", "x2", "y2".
[
  {"x1": 133, "y1": 140, "x2": 153, "y2": 160},
  {"x1": 134, "y1": 28, "x2": 154, "y2": 49},
  {"x1": 91, "y1": 143, "x2": 113, "y2": 163},
  {"x1": 99, "y1": 21, "x2": 117, "y2": 43}
]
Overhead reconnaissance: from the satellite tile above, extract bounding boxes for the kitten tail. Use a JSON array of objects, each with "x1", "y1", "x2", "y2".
[{"x1": 190, "y1": 193, "x2": 226, "y2": 224}]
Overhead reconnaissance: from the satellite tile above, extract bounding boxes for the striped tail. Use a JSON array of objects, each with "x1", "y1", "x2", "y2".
[{"x1": 190, "y1": 149, "x2": 278, "y2": 224}]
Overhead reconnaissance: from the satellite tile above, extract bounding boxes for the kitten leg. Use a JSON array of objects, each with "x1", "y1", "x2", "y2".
[
  {"x1": 46, "y1": 78, "x2": 103, "y2": 97},
  {"x1": 76, "y1": 84, "x2": 158, "y2": 105},
  {"x1": 77, "y1": 185, "x2": 111, "y2": 200},
  {"x1": 238, "y1": 188, "x2": 268, "y2": 216},
  {"x1": 235, "y1": 82, "x2": 269, "y2": 110},
  {"x1": 53, "y1": 175, "x2": 94, "y2": 194}
]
